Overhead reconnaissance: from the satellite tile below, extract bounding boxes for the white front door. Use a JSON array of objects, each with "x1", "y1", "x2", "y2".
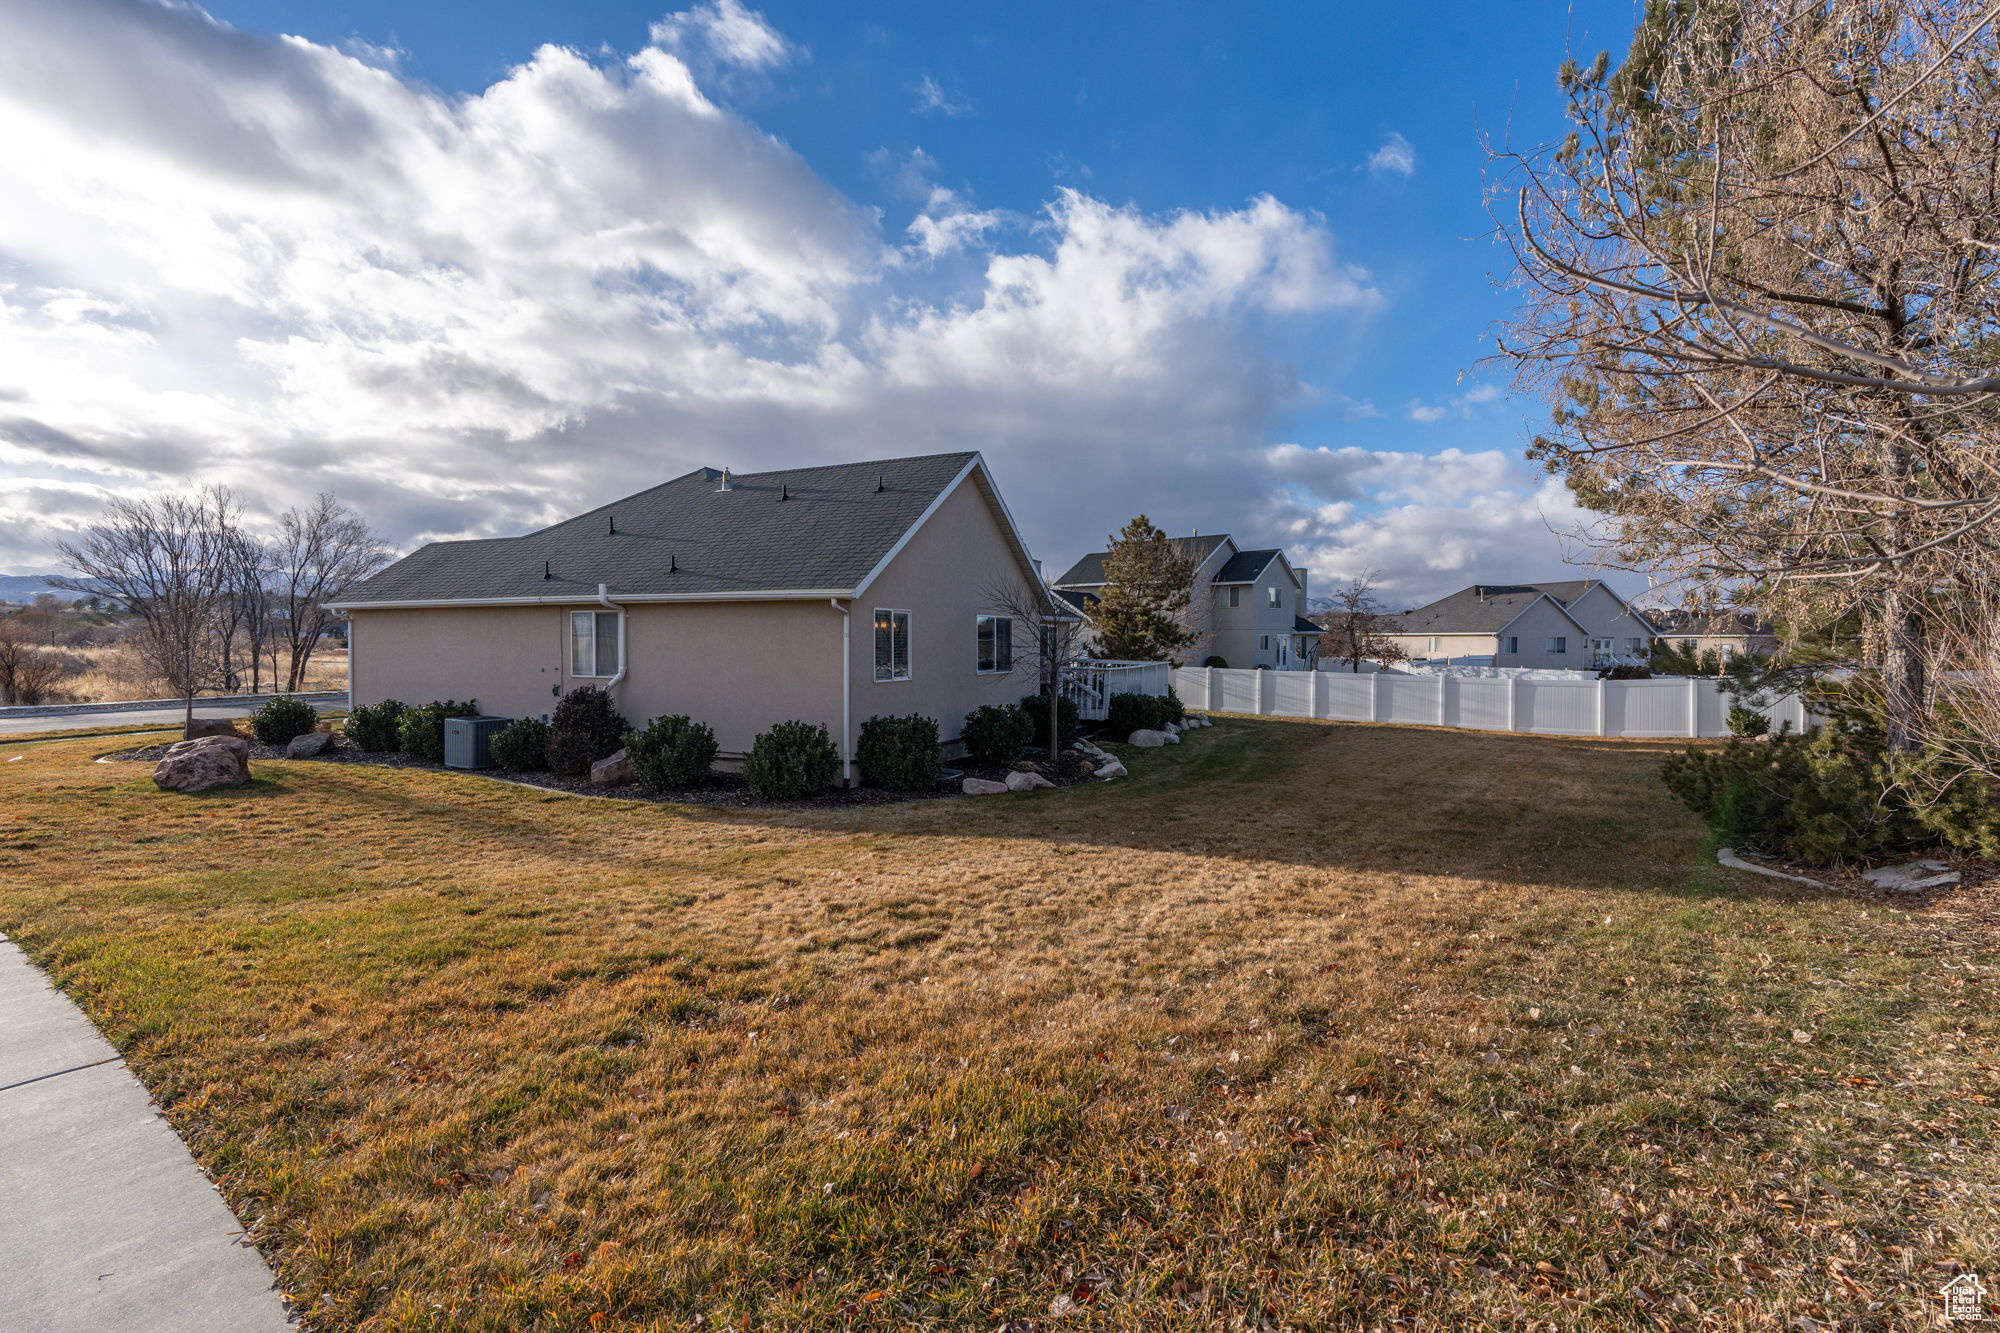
[{"x1": 1589, "y1": 637, "x2": 1614, "y2": 666}]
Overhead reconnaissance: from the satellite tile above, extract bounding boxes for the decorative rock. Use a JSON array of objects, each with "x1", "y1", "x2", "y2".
[
  {"x1": 590, "y1": 748, "x2": 635, "y2": 786},
  {"x1": 1094, "y1": 759, "x2": 1127, "y2": 780},
  {"x1": 182, "y1": 717, "x2": 241, "y2": 741},
  {"x1": 1128, "y1": 729, "x2": 1179, "y2": 747},
  {"x1": 152, "y1": 735, "x2": 250, "y2": 793},
  {"x1": 1005, "y1": 770, "x2": 1055, "y2": 792},
  {"x1": 286, "y1": 730, "x2": 333, "y2": 758},
  {"x1": 962, "y1": 777, "x2": 1010, "y2": 795},
  {"x1": 1186, "y1": 714, "x2": 1211, "y2": 728},
  {"x1": 1860, "y1": 859, "x2": 1961, "y2": 893}
]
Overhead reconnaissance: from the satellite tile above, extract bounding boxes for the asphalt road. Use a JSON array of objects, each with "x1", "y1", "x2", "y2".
[{"x1": 0, "y1": 695, "x2": 344, "y2": 738}]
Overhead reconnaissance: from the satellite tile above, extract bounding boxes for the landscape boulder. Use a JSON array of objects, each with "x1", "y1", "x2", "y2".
[
  {"x1": 286, "y1": 731, "x2": 333, "y2": 759},
  {"x1": 1860, "y1": 859, "x2": 1960, "y2": 893},
  {"x1": 962, "y1": 777, "x2": 1010, "y2": 795},
  {"x1": 1005, "y1": 770, "x2": 1055, "y2": 792},
  {"x1": 1128, "y1": 729, "x2": 1179, "y2": 747},
  {"x1": 590, "y1": 748, "x2": 635, "y2": 786},
  {"x1": 183, "y1": 718, "x2": 241, "y2": 741},
  {"x1": 153, "y1": 735, "x2": 250, "y2": 793},
  {"x1": 1094, "y1": 759, "x2": 1127, "y2": 780}
]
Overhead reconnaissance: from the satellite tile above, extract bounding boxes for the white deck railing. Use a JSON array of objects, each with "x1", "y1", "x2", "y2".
[{"x1": 1062, "y1": 659, "x2": 1175, "y2": 720}]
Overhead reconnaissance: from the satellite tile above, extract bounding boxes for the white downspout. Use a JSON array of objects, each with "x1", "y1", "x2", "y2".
[
  {"x1": 597, "y1": 583, "x2": 627, "y2": 695},
  {"x1": 831, "y1": 598, "x2": 851, "y2": 785}
]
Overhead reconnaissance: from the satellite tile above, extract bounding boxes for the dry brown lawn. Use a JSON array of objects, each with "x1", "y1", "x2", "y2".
[{"x1": 0, "y1": 718, "x2": 1994, "y2": 1331}]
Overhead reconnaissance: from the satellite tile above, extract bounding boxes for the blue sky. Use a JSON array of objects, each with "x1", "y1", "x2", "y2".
[{"x1": 0, "y1": 0, "x2": 1642, "y2": 603}]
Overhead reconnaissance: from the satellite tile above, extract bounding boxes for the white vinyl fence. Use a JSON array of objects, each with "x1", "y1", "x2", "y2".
[
  {"x1": 1063, "y1": 660, "x2": 1175, "y2": 720},
  {"x1": 1172, "y1": 666, "x2": 1807, "y2": 739}
]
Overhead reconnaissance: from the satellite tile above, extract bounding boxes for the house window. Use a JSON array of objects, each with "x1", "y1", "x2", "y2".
[
  {"x1": 1227, "y1": 586, "x2": 1240, "y2": 608},
  {"x1": 1427, "y1": 636, "x2": 1441, "y2": 653},
  {"x1": 1626, "y1": 636, "x2": 1646, "y2": 655},
  {"x1": 1546, "y1": 636, "x2": 1567, "y2": 654},
  {"x1": 1267, "y1": 586, "x2": 1282, "y2": 608},
  {"x1": 873, "y1": 609, "x2": 911, "y2": 681},
  {"x1": 569, "y1": 610, "x2": 622, "y2": 678},
  {"x1": 1680, "y1": 638, "x2": 1697, "y2": 652},
  {"x1": 1259, "y1": 634, "x2": 1270, "y2": 650},
  {"x1": 975, "y1": 615, "x2": 1013, "y2": 673},
  {"x1": 1503, "y1": 636, "x2": 1519, "y2": 655}
]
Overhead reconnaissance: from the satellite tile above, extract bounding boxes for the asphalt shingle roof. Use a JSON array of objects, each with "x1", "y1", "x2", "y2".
[
  {"x1": 335, "y1": 452, "x2": 980, "y2": 605},
  {"x1": 1383, "y1": 582, "x2": 1614, "y2": 635},
  {"x1": 1052, "y1": 534, "x2": 1230, "y2": 587},
  {"x1": 1213, "y1": 548, "x2": 1281, "y2": 584}
]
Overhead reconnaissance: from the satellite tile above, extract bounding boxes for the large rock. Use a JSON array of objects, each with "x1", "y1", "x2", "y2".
[
  {"x1": 962, "y1": 777, "x2": 1010, "y2": 795},
  {"x1": 1005, "y1": 770, "x2": 1055, "y2": 792},
  {"x1": 1094, "y1": 759, "x2": 1127, "y2": 780},
  {"x1": 286, "y1": 730, "x2": 333, "y2": 758},
  {"x1": 590, "y1": 748, "x2": 635, "y2": 786},
  {"x1": 1860, "y1": 859, "x2": 1960, "y2": 893},
  {"x1": 1183, "y1": 714, "x2": 1210, "y2": 728},
  {"x1": 1128, "y1": 729, "x2": 1179, "y2": 747},
  {"x1": 183, "y1": 717, "x2": 241, "y2": 741},
  {"x1": 153, "y1": 735, "x2": 250, "y2": 793}
]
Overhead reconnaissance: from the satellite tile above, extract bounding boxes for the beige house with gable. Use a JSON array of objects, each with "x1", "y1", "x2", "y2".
[
  {"x1": 330, "y1": 452, "x2": 1051, "y2": 781},
  {"x1": 1381, "y1": 581, "x2": 1659, "y2": 670},
  {"x1": 1051, "y1": 534, "x2": 1319, "y2": 669}
]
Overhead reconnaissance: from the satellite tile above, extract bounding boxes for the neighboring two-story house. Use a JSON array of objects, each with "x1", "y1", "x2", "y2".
[
  {"x1": 1051, "y1": 534, "x2": 1319, "y2": 669},
  {"x1": 1380, "y1": 581, "x2": 1659, "y2": 670},
  {"x1": 1647, "y1": 609, "x2": 1781, "y2": 661}
]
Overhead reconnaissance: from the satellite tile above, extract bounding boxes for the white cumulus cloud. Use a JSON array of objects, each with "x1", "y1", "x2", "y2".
[{"x1": 1367, "y1": 131, "x2": 1417, "y2": 177}]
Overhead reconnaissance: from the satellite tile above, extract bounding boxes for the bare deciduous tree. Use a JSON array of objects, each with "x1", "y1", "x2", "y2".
[
  {"x1": 0, "y1": 616, "x2": 81, "y2": 704},
  {"x1": 52, "y1": 487, "x2": 242, "y2": 736},
  {"x1": 1312, "y1": 570, "x2": 1409, "y2": 673},
  {"x1": 271, "y1": 493, "x2": 389, "y2": 693},
  {"x1": 980, "y1": 573, "x2": 1089, "y2": 753},
  {"x1": 1496, "y1": 0, "x2": 2000, "y2": 747}
]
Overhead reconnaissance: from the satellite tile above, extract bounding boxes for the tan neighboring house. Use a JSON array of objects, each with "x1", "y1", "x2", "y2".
[
  {"x1": 328, "y1": 452, "x2": 1050, "y2": 781},
  {"x1": 1050, "y1": 535, "x2": 1318, "y2": 669},
  {"x1": 1381, "y1": 581, "x2": 1659, "y2": 670},
  {"x1": 1648, "y1": 609, "x2": 1781, "y2": 661}
]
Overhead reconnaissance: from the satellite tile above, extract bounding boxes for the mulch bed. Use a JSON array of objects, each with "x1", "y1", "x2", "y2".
[{"x1": 101, "y1": 733, "x2": 1121, "y2": 808}]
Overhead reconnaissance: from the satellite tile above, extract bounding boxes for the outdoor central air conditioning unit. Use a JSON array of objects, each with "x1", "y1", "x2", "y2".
[{"x1": 444, "y1": 715, "x2": 512, "y2": 770}]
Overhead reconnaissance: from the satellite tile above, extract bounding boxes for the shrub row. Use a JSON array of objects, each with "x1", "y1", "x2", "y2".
[{"x1": 1105, "y1": 689, "x2": 1185, "y2": 736}]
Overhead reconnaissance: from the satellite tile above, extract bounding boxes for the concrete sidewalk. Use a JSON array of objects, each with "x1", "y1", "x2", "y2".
[{"x1": 0, "y1": 936, "x2": 293, "y2": 1332}]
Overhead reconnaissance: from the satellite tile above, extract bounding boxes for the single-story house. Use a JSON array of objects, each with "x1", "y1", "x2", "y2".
[
  {"x1": 1647, "y1": 609, "x2": 1781, "y2": 661},
  {"x1": 329, "y1": 451, "x2": 1051, "y2": 781},
  {"x1": 1380, "y1": 580, "x2": 1659, "y2": 670},
  {"x1": 1051, "y1": 533, "x2": 1317, "y2": 669}
]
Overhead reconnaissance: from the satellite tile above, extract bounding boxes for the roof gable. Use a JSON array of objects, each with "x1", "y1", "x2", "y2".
[
  {"x1": 1052, "y1": 532, "x2": 1232, "y2": 588},
  {"x1": 334, "y1": 452, "x2": 993, "y2": 606}
]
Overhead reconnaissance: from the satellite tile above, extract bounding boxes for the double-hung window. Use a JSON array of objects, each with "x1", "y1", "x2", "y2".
[
  {"x1": 1502, "y1": 635, "x2": 1519, "y2": 655},
  {"x1": 1427, "y1": 636, "x2": 1441, "y2": 654},
  {"x1": 1267, "y1": 586, "x2": 1282, "y2": 609},
  {"x1": 1226, "y1": 586, "x2": 1240, "y2": 608},
  {"x1": 873, "y1": 608, "x2": 911, "y2": 681},
  {"x1": 1546, "y1": 636, "x2": 1567, "y2": 654},
  {"x1": 975, "y1": 615, "x2": 1013, "y2": 673},
  {"x1": 1625, "y1": 636, "x2": 1646, "y2": 655},
  {"x1": 570, "y1": 610, "x2": 621, "y2": 678}
]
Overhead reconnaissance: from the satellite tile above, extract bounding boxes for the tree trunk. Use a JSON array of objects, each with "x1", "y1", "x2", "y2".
[{"x1": 1879, "y1": 583, "x2": 1927, "y2": 752}]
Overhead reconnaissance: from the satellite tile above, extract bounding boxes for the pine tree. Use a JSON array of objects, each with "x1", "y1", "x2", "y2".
[{"x1": 1092, "y1": 516, "x2": 1197, "y2": 663}]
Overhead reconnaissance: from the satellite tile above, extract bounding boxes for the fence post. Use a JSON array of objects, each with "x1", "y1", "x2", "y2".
[
  {"x1": 1254, "y1": 670, "x2": 1266, "y2": 716},
  {"x1": 1370, "y1": 671, "x2": 1383, "y2": 723},
  {"x1": 1595, "y1": 677, "x2": 1608, "y2": 736},
  {"x1": 1206, "y1": 668, "x2": 1219, "y2": 714},
  {"x1": 1437, "y1": 673, "x2": 1448, "y2": 727},
  {"x1": 1507, "y1": 674, "x2": 1519, "y2": 733},
  {"x1": 1309, "y1": 671, "x2": 1322, "y2": 720},
  {"x1": 1687, "y1": 676, "x2": 1699, "y2": 738}
]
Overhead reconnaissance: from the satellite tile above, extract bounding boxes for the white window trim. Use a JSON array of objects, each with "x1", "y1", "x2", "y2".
[
  {"x1": 873, "y1": 607, "x2": 912, "y2": 683},
  {"x1": 1546, "y1": 636, "x2": 1567, "y2": 654},
  {"x1": 975, "y1": 614, "x2": 1014, "y2": 675},
  {"x1": 569, "y1": 609, "x2": 623, "y2": 679}
]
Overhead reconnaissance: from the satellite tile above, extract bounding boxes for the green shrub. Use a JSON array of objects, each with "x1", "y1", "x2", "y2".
[
  {"x1": 1020, "y1": 692, "x2": 1080, "y2": 750},
  {"x1": 1202, "y1": 655, "x2": 1228, "y2": 668},
  {"x1": 1163, "y1": 688, "x2": 1187, "y2": 724},
  {"x1": 345, "y1": 699, "x2": 406, "y2": 752},
  {"x1": 250, "y1": 695, "x2": 319, "y2": 746},
  {"x1": 545, "y1": 686, "x2": 630, "y2": 777},
  {"x1": 1107, "y1": 691, "x2": 1177, "y2": 735},
  {"x1": 625, "y1": 714, "x2": 719, "y2": 791},
  {"x1": 857, "y1": 713, "x2": 941, "y2": 791},
  {"x1": 1660, "y1": 726, "x2": 1926, "y2": 864},
  {"x1": 744, "y1": 720, "x2": 840, "y2": 800},
  {"x1": 1726, "y1": 705, "x2": 1771, "y2": 737},
  {"x1": 397, "y1": 699, "x2": 479, "y2": 763},
  {"x1": 961, "y1": 703, "x2": 1033, "y2": 766},
  {"x1": 490, "y1": 717, "x2": 550, "y2": 771}
]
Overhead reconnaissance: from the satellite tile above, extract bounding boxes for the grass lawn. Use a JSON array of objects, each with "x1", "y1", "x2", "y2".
[{"x1": 2, "y1": 719, "x2": 1995, "y2": 1330}]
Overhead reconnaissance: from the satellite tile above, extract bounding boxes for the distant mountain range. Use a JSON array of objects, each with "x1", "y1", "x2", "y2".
[{"x1": 0, "y1": 573, "x2": 90, "y2": 604}]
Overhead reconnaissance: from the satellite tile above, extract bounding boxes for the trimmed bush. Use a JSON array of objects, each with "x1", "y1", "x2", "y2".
[
  {"x1": 744, "y1": 720, "x2": 840, "y2": 800},
  {"x1": 398, "y1": 699, "x2": 479, "y2": 764},
  {"x1": 625, "y1": 714, "x2": 719, "y2": 791},
  {"x1": 490, "y1": 717, "x2": 551, "y2": 772},
  {"x1": 545, "y1": 686, "x2": 630, "y2": 777},
  {"x1": 857, "y1": 713, "x2": 941, "y2": 791},
  {"x1": 1020, "y1": 691, "x2": 1079, "y2": 750},
  {"x1": 1106, "y1": 691, "x2": 1176, "y2": 736},
  {"x1": 250, "y1": 695, "x2": 319, "y2": 746},
  {"x1": 961, "y1": 703, "x2": 1033, "y2": 766},
  {"x1": 1163, "y1": 687, "x2": 1187, "y2": 725},
  {"x1": 345, "y1": 699, "x2": 406, "y2": 752},
  {"x1": 1726, "y1": 704, "x2": 1771, "y2": 737},
  {"x1": 1202, "y1": 655, "x2": 1228, "y2": 668}
]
